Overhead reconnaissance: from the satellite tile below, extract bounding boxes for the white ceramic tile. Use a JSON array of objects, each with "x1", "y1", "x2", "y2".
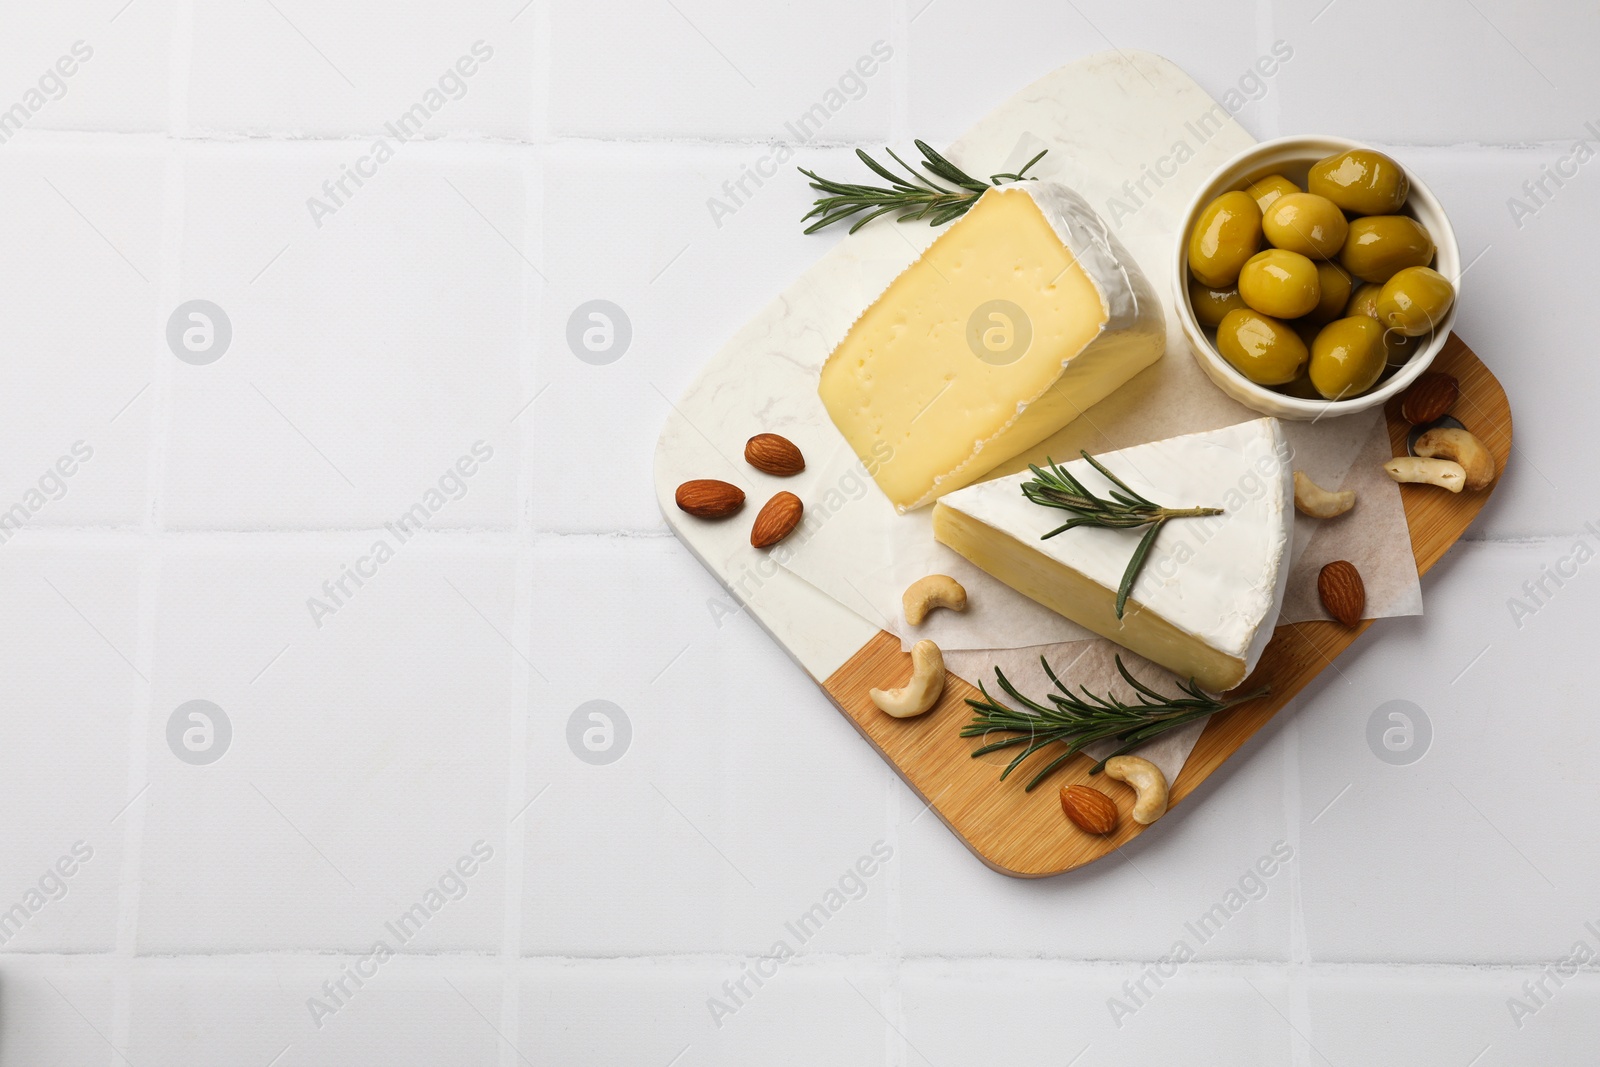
[
  {"x1": 1382, "y1": 146, "x2": 1600, "y2": 540},
  {"x1": 0, "y1": 146, "x2": 161, "y2": 530},
  {"x1": 1305, "y1": 970, "x2": 1600, "y2": 1064},
  {"x1": 163, "y1": 145, "x2": 526, "y2": 530},
  {"x1": 0, "y1": 546, "x2": 139, "y2": 953},
  {"x1": 136, "y1": 546, "x2": 517, "y2": 952},
  {"x1": 0, "y1": 3, "x2": 174, "y2": 133},
  {"x1": 899, "y1": 961, "x2": 1295, "y2": 1064},
  {"x1": 523, "y1": 535, "x2": 892, "y2": 956},
  {"x1": 1274, "y1": 0, "x2": 1600, "y2": 144},
  {"x1": 1297, "y1": 541, "x2": 1600, "y2": 962},
  {"x1": 909, "y1": 0, "x2": 1273, "y2": 144},
  {"x1": 187, "y1": 3, "x2": 534, "y2": 138},
  {"x1": 0, "y1": 4, "x2": 1596, "y2": 1058},
  {"x1": 127, "y1": 960, "x2": 503, "y2": 1067},
  {"x1": 0, "y1": 962, "x2": 115, "y2": 1065},
  {"x1": 520, "y1": 960, "x2": 890, "y2": 1066},
  {"x1": 897, "y1": 705, "x2": 1296, "y2": 960},
  {"x1": 535, "y1": 143, "x2": 883, "y2": 533},
  {"x1": 549, "y1": 0, "x2": 893, "y2": 141}
]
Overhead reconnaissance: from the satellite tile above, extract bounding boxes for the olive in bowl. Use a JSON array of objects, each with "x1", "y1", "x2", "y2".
[
  {"x1": 1187, "y1": 190, "x2": 1262, "y2": 289},
  {"x1": 1340, "y1": 215, "x2": 1436, "y2": 284},
  {"x1": 1376, "y1": 265, "x2": 1456, "y2": 337},
  {"x1": 1174, "y1": 135, "x2": 1459, "y2": 420},
  {"x1": 1188, "y1": 280, "x2": 1248, "y2": 328},
  {"x1": 1308, "y1": 148, "x2": 1410, "y2": 215},
  {"x1": 1238, "y1": 249, "x2": 1321, "y2": 319},
  {"x1": 1245, "y1": 173, "x2": 1299, "y2": 214},
  {"x1": 1308, "y1": 316, "x2": 1387, "y2": 401},
  {"x1": 1216, "y1": 308, "x2": 1308, "y2": 386},
  {"x1": 1262, "y1": 192, "x2": 1348, "y2": 260},
  {"x1": 1307, "y1": 261, "x2": 1354, "y2": 325}
]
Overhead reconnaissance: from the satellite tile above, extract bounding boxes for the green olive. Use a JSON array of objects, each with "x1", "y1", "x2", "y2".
[
  {"x1": 1376, "y1": 265, "x2": 1455, "y2": 337},
  {"x1": 1308, "y1": 148, "x2": 1410, "y2": 215},
  {"x1": 1238, "y1": 249, "x2": 1321, "y2": 319},
  {"x1": 1262, "y1": 193, "x2": 1349, "y2": 260},
  {"x1": 1382, "y1": 327, "x2": 1419, "y2": 368},
  {"x1": 1339, "y1": 215, "x2": 1435, "y2": 283},
  {"x1": 1216, "y1": 308, "x2": 1308, "y2": 386},
  {"x1": 1346, "y1": 282, "x2": 1419, "y2": 363},
  {"x1": 1307, "y1": 261, "x2": 1354, "y2": 325},
  {"x1": 1309, "y1": 316, "x2": 1387, "y2": 400},
  {"x1": 1345, "y1": 282, "x2": 1382, "y2": 319},
  {"x1": 1245, "y1": 174, "x2": 1300, "y2": 215},
  {"x1": 1277, "y1": 367, "x2": 1323, "y2": 400},
  {"x1": 1188, "y1": 279, "x2": 1248, "y2": 328},
  {"x1": 1188, "y1": 191, "x2": 1263, "y2": 289}
]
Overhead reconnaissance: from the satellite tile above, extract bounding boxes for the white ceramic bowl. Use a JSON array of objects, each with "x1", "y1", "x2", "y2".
[{"x1": 1173, "y1": 135, "x2": 1460, "y2": 420}]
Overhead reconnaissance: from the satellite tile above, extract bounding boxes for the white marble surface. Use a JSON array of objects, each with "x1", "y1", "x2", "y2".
[{"x1": 0, "y1": 3, "x2": 1596, "y2": 1064}]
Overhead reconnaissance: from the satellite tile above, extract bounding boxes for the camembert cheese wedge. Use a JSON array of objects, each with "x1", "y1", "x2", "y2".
[
  {"x1": 933, "y1": 418, "x2": 1294, "y2": 692},
  {"x1": 818, "y1": 183, "x2": 1164, "y2": 511}
]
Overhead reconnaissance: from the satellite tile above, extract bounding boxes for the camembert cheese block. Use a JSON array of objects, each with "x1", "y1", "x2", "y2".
[
  {"x1": 817, "y1": 182, "x2": 1165, "y2": 511},
  {"x1": 932, "y1": 418, "x2": 1294, "y2": 692}
]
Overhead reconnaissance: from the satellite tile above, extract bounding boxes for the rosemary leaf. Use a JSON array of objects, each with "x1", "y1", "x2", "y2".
[
  {"x1": 1117, "y1": 521, "x2": 1166, "y2": 619},
  {"x1": 798, "y1": 140, "x2": 1047, "y2": 234},
  {"x1": 1022, "y1": 452, "x2": 1223, "y2": 619},
  {"x1": 963, "y1": 654, "x2": 1270, "y2": 788}
]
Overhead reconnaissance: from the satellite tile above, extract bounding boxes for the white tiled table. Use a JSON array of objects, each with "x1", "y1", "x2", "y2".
[{"x1": 0, "y1": 2, "x2": 1595, "y2": 1064}]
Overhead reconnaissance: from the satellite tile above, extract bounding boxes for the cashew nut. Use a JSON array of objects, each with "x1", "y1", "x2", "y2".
[
  {"x1": 870, "y1": 639, "x2": 945, "y2": 718},
  {"x1": 1383, "y1": 456, "x2": 1465, "y2": 493},
  {"x1": 1414, "y1": 427, "x2": 1496, "y2": 491},
  {"x1": 1293, "y1": 471, "x2": 1356, "y2": 519},
  {"x1": 902, "y1": 574, "x2": 968, "y2": 626},
  {"x1": 1102, "y1": 755, "x2": 1169, "y2": 825}
]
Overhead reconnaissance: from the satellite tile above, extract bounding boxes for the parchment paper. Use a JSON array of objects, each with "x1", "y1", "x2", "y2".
[{"x1": 779, "y1": 369, "x2": 1423, "y2": 652}]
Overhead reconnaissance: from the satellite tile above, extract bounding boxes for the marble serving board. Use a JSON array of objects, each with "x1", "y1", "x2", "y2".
[{"x1": 652, "y1": 52, "x2": 1511, "y2": 876}]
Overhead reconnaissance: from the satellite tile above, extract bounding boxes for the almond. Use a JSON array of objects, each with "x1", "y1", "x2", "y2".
[
  {"x1": 675, "y1": 479, "x2": 744, "y2": 519},
  {"x1": 745, "y1": 433, "x2": 805, "y2": 476},
  {"x1": 1399, "y1": 372, "x2": 1459, "y2": 424},
  {"x1": 1317, "y1": 560, "x2": 1366, "y2": 628},
  {"x1": 1059, "y1": 784, "x2": 1118, "y2": 835},
  {"x1": 750, "y1": 491, "x2": 803, "y2": 548}
]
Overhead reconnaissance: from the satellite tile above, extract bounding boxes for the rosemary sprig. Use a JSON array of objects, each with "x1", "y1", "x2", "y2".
[
  {"x1": 798, "y1": 140, "x2": 1047, "y2": 234},
  {"x1": 1022, "y1": 453, "x2": 1223, "y2": 619},
  {"x1": 963, "y1": 654, "x2": 1269, "y2": 789}
]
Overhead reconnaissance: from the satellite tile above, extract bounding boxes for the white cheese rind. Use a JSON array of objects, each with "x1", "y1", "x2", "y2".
[
  {"x1": 1021, "y1": 182, "x2": 1160, "y2": 343},
  {"x1": 936, "y1": 417, "x2": 1294, "y2": 677}
]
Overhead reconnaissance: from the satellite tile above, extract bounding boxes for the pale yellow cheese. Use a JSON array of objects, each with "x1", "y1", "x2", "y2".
[
  {"x1": 817, "y1": 184, "x2": 1163, "y2": 511},
  {"x1": 930, "y1": 418, "x2": 1295, "y2": 693},
  {"x1": 932, "y1": 503, "x2": 1246, "y2": 690}
]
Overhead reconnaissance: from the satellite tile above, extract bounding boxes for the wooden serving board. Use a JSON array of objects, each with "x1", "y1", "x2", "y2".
[
  {"x1": 822, "y1": 334, "x2": 1509, "y2": 876},
  {"x1": 654, "y1": 53, "x2": 1508, "y2": 877}
]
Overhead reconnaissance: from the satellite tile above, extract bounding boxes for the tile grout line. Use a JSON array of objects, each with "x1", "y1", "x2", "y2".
[
  {"x1": 882, "y1": 767, "x2": 904, "y2": 1067},
  {"x1": 492, "y1": 8, "x2": 553, "y2": 1061},
  {"x1": 104, "y1": 5, "x2": 195, "y2": 1053},
  {"x1": 1255, "y1": 0, "x2": 1282, "y2": 141},
  {"x1": 17, "y1": 949, "x2": 1599, "y2": 970},
  {"x1": 888, "y1": 0, "x2": 910, "y2": 146},
  {"x1": 105, "y1": 550, "x2": 157, "y2": 1066},
  {"x1": 4, "y1": 127, "x2": 1590, "y2": 154},
  {"x1": 1283, "y1": 696, "x2": 1314, "y2": 1067},
  {"x1": 167, "y1": 0, "x2": 194, "y2": 140}
]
